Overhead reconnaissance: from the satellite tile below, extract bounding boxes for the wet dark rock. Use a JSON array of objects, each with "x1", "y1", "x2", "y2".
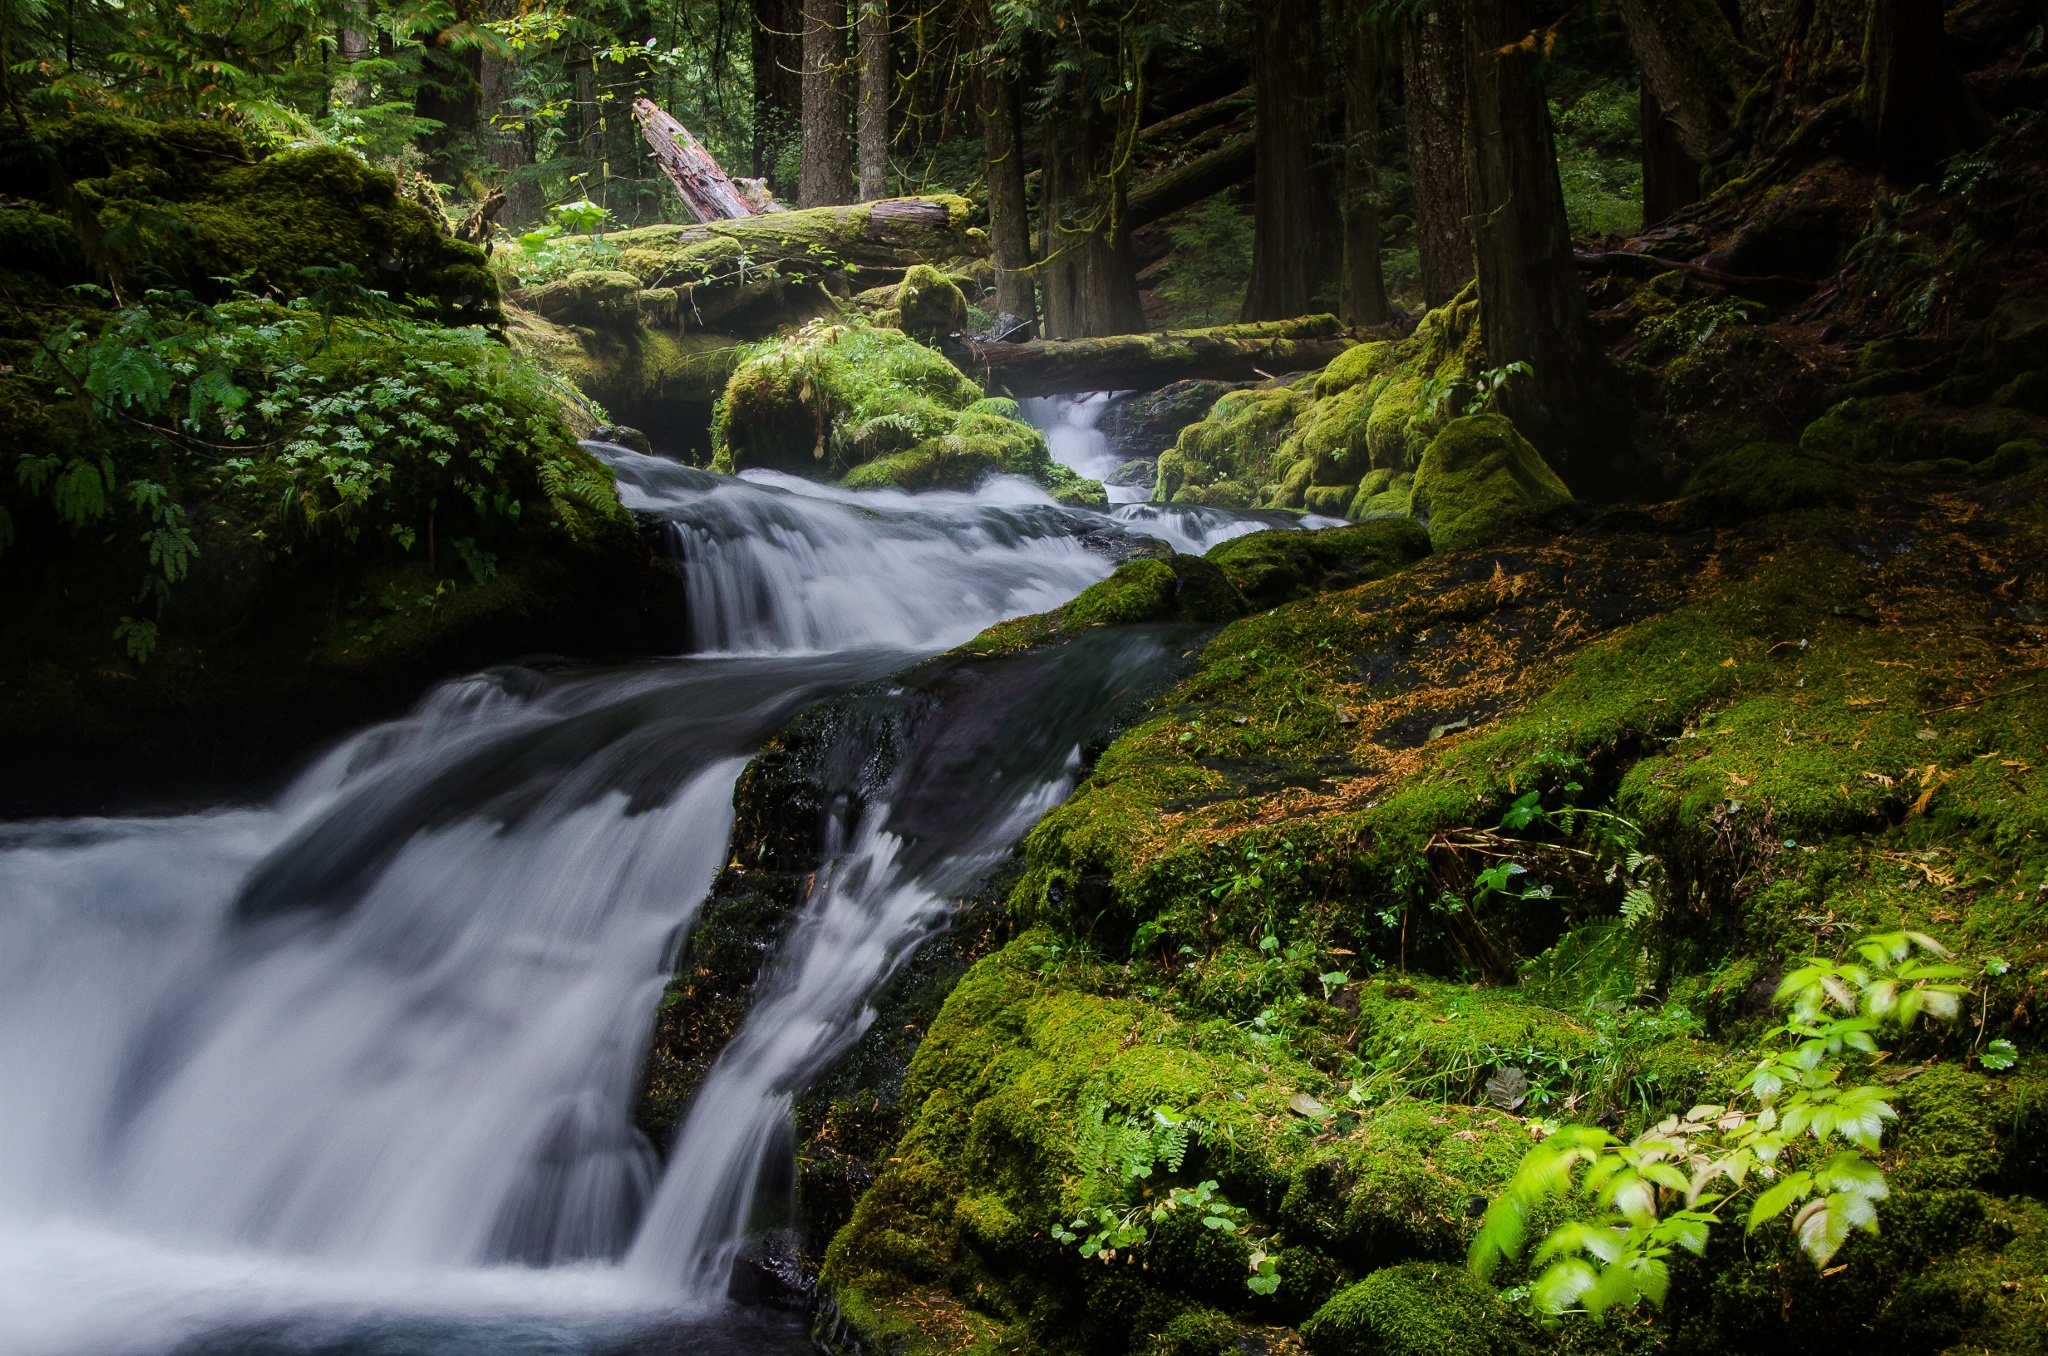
[
  {"x1": 1103, "y1": 379, "x2": 1246, "y2": 462},
  {"x1": 591, "y1": 425, "x2": 655, "y2": 456}
]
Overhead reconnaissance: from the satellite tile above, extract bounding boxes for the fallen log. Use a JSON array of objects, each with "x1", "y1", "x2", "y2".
[
  {"x1": 606, "y1": 196, "x2": 982, "y2": 293},
  {"x1": 1126, "y1": 133, "x2": 1255, "y2": 231},
  {"x1": 633, "y1": 98, "x2": 757, "y2": 222},
  {"x1": 953, "y1": 315, "x2": 1407, "y2": 398}
]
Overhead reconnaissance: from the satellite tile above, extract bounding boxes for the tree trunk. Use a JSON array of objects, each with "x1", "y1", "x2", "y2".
[
  {"x1": 1400, "y1": 4, "x2": 1472, "y2": 309},
  {"x1": 478, "y1": 42, "x2": 541, "y2": 227},
  {"x1": 1339, "y1": 0, "x2": 1389, "y2": 326},
  {"x1": 1463, "y1": 0, "x2": 1624, "y2": 481},
  {"x1": 752, "y1": 0, "x2": 803, "y2": 190},
  {"x1": 1640, "y1": 83, "x2": 1703, "y2": 224},
  {"x1": 414, "y1": 33, "x2": 483, "y2": 180},
  {"x1": 1039, "y1": 99, "x2": 1146, "y2": 340},
  {"x1": 856, "y1": 0, "x2": 890, "y2": 200},
  {"x1": 980, "y1": 67, "x2": 1035, "y2": 332},
  {"x1": 1616, "y1": 0, "x2": 1743, "y2": 163},
  {"x1": 634, "y1": 99, "x2": 757, "y2": 221},
  {"x1": 1242, "y1": 0, "x2": 1338, "y2": 320},
  {"x1": 799, "y1": 0, "x2": 853, "y2": 207},
  {"x1": 1859, "y1": 0, "x2": 1991, "y2": 182}
]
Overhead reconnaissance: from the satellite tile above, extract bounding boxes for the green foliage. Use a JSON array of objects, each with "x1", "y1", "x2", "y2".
[
  {"x1": 1153, "y1": 199, "x2": 1257, "y2": 329},
  {"x1": 1470, "y1": 933, "x2": 1975, "y2": 1320}
]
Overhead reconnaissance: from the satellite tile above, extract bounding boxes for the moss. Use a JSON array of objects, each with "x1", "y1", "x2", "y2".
[
  {"x1": 519, "y1": 269, "x2": 643, "y2": 327},
  {"x1": 1204, "y1": 520, "x2": 1431, "y2": 611},
  {"x1": 1, "y1": 117, "x2": 499, "y2": 324},
  {"x1": 1798, "y1": 396, "x2": 1924, "y2": 464},
  {"x1": 1300, "y1": 1264, "x2": 1529, "y2": 1356},
  {"x1": 892, "y1": 263, "x2": 969, "y2": 339},
  {"x1": 1682, "y1": 441, "x2": 1853, "y2": 523},
  {"x1": 1347, "y1": 470, "x2": 1412, "y2": 520},
  {"x1": 1146, "y1": 1308, "x2": 1243, "y2": 1356},
  {"x1": 1408, "y1": 415, "x2": 1573, "y2": 551}
]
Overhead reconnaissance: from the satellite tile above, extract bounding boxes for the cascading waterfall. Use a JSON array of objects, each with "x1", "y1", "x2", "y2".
[{"x1": 0, "y1": 444, "x2": 1324, "y2": 1356}]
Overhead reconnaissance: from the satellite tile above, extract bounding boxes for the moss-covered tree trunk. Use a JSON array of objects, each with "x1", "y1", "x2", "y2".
[
  {"x1": 980, "y1": 67, "x2": 1036, "y2": 332},
  {"x1": 752, "y1": 0, "x2": 803, "y2": 190},
  {"x1": 1859, "y1": 0, "x2": 1990, "y2": 182},
  {"x1": 799, "y1": 0, "x2": 853, "y2": 207},
  {"x1": 1641, "y1": 83, "x2": 1703, "y2": 223},
  {"x1": 1616, "y1": 0, "x2": 1744, "y2": 165},
  {"x1": 856, "y1": 0, "x2": 890, "y2": 201},
  {"x1": 1038, "y1": 94, "x2": 1144, "y2": 338},
  {"x1": 1399, "y1": 4, "x2": 1471, "y2": 309},
  {"x1": 1463, "y1": 0, "x2": 1625, "y2": 479},
  {"x1": 1339, "y1": 0, "x2": 1390, "y2": 326},
  {"x1": 1242, "y1": 0, "x2": 1338, "y2": 320}
]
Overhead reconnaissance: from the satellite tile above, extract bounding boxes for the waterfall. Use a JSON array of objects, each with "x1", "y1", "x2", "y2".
[{"x1": 0, "y1": 448, "x2": 1318, "y2": 1356}]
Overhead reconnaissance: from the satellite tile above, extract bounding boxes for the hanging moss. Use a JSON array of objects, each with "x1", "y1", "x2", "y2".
[{"x1": 1408, "y1": 415, "x2": 1573, "y2": 551}]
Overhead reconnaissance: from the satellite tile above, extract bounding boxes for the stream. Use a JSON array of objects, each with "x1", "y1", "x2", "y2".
[{"x1": 0, "y1": 435, "x2": 1317, "y2": 1356}]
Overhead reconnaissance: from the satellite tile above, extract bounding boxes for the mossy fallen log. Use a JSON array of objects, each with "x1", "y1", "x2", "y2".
[
  {"x1": 1126, "y1": 132, "x2": 1257, "y2": 231},
  {"x1": 955, "y1": 315, "x2": 1398, "y2": 398},
  {"x1": 606, "y1": 195, "x2": 984, "y2": 293}
]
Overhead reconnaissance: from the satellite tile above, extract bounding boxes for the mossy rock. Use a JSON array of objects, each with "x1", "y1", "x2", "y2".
[
  {"x1": 1798, "y1": 397, "x2": 1923, "y2": 464},
  {"x1": 1683, "y1": 441, "x2": 1853, "y2": 523},
  {"x1": 1146, "y1": 1308, "x2": 1243, "y2": 1356},
  {"x1": 1205, "y1": 520, "x2": 1431, "y2": 611},
  {"x1": 1409, "y1": 415, "x2": 1572, "y2": 552},
  {"x1": 1347, "y1": 469, "x2": 1412, "y2": 519},
  {"x1": 890, "y1": 264, "x2": 968, "y2": 340},
  {"x1": 1065, "y1": 556, "x2": 1247, "y2": 629},
  {"x1": 0, "y1": 115, "x2": 497, "y2": 323},
  {"x1": 1300, "y1": 1264, "x2": 1528, "y2": 1356},
  {"x1": 520, "y1": 269, "x2": 644, "y2": 328},
  {"x1": 1977, "y1": 438, "x2": 2048, "y2": 480},
  {"x1": 0, "y1": 203, "x2": 87, "y2": 284}
]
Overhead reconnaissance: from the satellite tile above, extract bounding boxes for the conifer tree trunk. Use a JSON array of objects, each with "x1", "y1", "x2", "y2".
[
  {"x1": 856, "y1": 0, "x2": 890, "y2": 200},
  {"x1": 1463, "y1": 0, "x2": 1624, "y2": 478},
  {"x1": 1615, "y1": 0, "x2": 1743, "y2": 164},
  {"x1": 1640, "y1": 83, "x2": 1703, "y2": 223},
  {"x1": 980, "y1": 69, "x2": 1035, "y2": 331},
  {"x1": 799, "y1": 0, "x2": 853, "y2": 207},
  {"x1": 1399, "y1": 4, "x2": 1471, "y2": 309},
  {"x1": 1339, "y1": 0, "x2": 1388, "y2": 326},
  {"x1": 752, "y1": 0, "x2": 803, "y2": 190},
  {"x1": 1039, "y1": 102, "x2": 1145, "y2": 339},
  {"x1": 1859, "y1": 0, "x2": 1990, "y2": 182},
  {"x1": 1242, "y1": 0, "x2": 1337, "y2": 320}
]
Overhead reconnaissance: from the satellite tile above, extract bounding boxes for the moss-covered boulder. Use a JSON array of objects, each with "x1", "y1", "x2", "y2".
[
  {"x1": 1300, "y1": 1264, "x2": 1528, "y2": 1356},
  {"x1": 714, "y1": 321, "x2": 1103, "y2": 501},
  {"x1": 1346, "y1": 469, "x2": 1413, "y2": 519},
  {"x1": 1683, "y1": 441, "x2": 1853, "y2": 523},
  {"x1": 1409, "y1": 415, "x2": 1573, "y2": 551},
  {"x1": 963, "y1": 554, "x2": 1246, "y2": 655},
  {"x1": 885, "y1": 264, "x2": 968, "y2": 340},
  {"x1": 0, "y1": 114, "x2": 496, "y2": 323},
  {"x1": 1205, "y1": 520, "x2": 1431, "y2": 611}
]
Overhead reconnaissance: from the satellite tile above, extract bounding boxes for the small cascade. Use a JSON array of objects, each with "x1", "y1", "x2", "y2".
[{"x1": 0, "y1": 444, "x2": 1318, "y2": 1356}]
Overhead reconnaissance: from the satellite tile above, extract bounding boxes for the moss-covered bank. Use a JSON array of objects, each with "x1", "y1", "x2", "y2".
[{"x1": 808, "y1": 452, "x2": 2048, "y2": 1356}]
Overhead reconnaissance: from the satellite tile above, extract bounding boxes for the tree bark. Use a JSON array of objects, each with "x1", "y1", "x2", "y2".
[
  {"x1": 856, "y1": 0, "x2": 891, "y2": 200},
  {"x1": 634, "y1": 99, "x2": 757, "y2": 221},
  {"x1": 799, "y1": 0, "x2": 853, "y2": 207},
  {"x1": 1242, "y1": 0, "x2": 1338, "y2": 320},
  {"x1": 478, "y1": 35, "x2": 541, "y2": 228},
  {"x1": 1038, "y1": 96, "x2": 1146, "y2": 339},
  {"x1": 1399, "y1": 4, "x2": 1472, "y2": 309},
  {"x1": 1859, "y1": 0, "x2": 1991, "y2": 182},
  {"x1": 1616, "y1": 0, "x2": 1743, "y2": 164},
  {"x1": 956, "y1": 317, "x2": 1380, "y2": 397},
  {"x1": 1640, "y1": 83, "x2": 1703, "y2": 224},
  {"x1": 1463, "y1": 0, "x2": 1625, "y2": 481},
  {"x1": 752, "y1": 0, "x2": 803, "y2": 190},
  {"x1": 1340, "y1": 0, "x2": 1389, "y2": 326},
  {"x1": 980, "y1": 67, "x2": 1036, "y2": 331}
]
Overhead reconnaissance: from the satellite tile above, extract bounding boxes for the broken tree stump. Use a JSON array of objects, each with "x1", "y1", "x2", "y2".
[{"x1": 634, "y1": 98, "x2": 757, "y2": 223}]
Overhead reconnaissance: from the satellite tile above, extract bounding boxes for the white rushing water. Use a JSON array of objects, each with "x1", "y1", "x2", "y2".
[{"x1": 0, "y1": 445, "x2": 1327, "y2": 1356}]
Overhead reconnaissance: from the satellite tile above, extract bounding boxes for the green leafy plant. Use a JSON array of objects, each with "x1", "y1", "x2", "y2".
[
  {"x1": 1470, "y1": 932, "x2": 1972, "y2": 1320},
  {"x1": 1052, "y1": 1102, "x2": 1278, "y2": 1294}
]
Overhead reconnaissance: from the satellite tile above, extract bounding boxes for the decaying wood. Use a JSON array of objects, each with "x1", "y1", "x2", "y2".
[
  {"x1": 954, "y1": 315, "x2": 1406, "y2": 398},
  {"x1": 1125, "y1": 133, "x2": 1255, "y2": 232},
  {"x1": 633, "y1": 98, "x2": 757, "y2": 222}
]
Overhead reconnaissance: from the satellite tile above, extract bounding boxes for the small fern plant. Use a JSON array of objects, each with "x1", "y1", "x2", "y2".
[
  {"x1": 1469, "y1": 931, "x2": 1971, "y2": 1319},
  {"x1": 1052, "y1": 1103, "x2": 1279, "y2": 1294}
]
